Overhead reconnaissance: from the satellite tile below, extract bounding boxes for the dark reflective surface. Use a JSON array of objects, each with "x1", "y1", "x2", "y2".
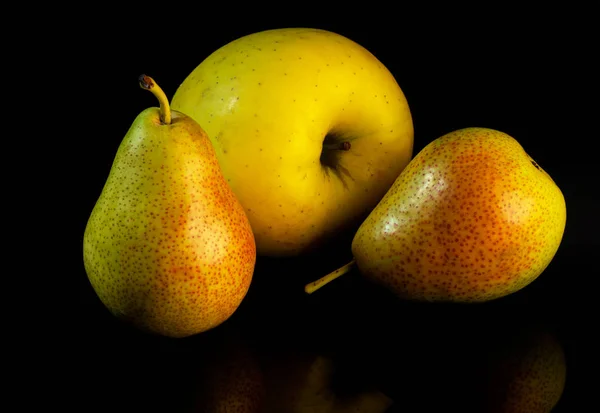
[{"x1": 77, "y1": 15, "x2": 594, "y2": 413}]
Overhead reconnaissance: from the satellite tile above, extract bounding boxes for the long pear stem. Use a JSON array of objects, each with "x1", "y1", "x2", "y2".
[
  {"x1": 304, "y1": 259, "x2": 356, "y2": 294},
  {"x1": 138, "y1": 74, "x2": 172, "y2": 125}
]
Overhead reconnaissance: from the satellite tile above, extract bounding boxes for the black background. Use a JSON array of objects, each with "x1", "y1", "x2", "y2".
[{"x1": 76, "y1": 11, "x2": 596, "y2": 412}]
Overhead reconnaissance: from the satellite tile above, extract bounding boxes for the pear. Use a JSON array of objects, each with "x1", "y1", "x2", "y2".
[
  {"x1": 306, "y1": 127, "x2": 566, "y2": 302},
  {"x1": 83, "y1": 75, "x2": 256, "y2": 338}
]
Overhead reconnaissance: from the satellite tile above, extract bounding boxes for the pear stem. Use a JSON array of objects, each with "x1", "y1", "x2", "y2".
[
  {"x1": 138, "y1": 74, "x2": 172, "y2": 125},
  {"x1": 304, "y1": 258, "x2": 356, "y2": 294}
]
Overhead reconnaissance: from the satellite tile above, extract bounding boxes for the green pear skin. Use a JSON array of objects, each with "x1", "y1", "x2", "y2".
[{"x1": 83, "y1": 80, "x2": 256, "y2": 338}]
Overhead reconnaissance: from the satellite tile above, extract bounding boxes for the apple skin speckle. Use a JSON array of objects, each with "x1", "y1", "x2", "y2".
[{"x1": 171, "y1": 27, "x2": 414, "y2": 257}]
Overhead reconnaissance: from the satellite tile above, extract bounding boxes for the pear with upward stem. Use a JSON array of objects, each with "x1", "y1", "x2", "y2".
[
  {"x1": 83, "y1": 75, "x2": 256, "y2": 338},
  {"x1": 305, "y1": 127, "x2": 566, "y2": 303}
]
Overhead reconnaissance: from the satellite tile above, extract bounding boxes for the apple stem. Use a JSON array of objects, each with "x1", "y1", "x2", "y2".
[
  {"x1": 139, "y1": 74, "x2": 172, "y2": 125},
  {"x1": 323, "y1": 141, "x2": 351, "y2": 151},
  {"x1": 304, "y1": 259, "x2": 356, "y2": 294}
]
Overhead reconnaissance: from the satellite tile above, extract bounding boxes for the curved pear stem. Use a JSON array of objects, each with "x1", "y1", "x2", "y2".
[
  {"x1": 304, "y1": 259, "x2": 356, "y2": 294},
  {"x1": 138, "y1": 74, "x2": 172, "y2": 125}
]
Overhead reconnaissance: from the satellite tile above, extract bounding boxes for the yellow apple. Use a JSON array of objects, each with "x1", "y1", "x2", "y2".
[{"x1": 172, "y1": 28, "x2": 414, "y2": 256}]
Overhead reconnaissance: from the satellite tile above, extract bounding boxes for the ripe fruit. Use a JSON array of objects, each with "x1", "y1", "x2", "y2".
[
  {"x1": 83, "y1": 75, "x2": 256, "y2": 338},
  {"x1": 172, "y1": 27, "x2": 414, "y2": 256}
]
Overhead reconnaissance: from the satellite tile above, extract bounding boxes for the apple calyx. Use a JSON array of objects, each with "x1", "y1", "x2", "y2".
[{"x1": 323, "y1": 141, "x2": 352, "y2": 151}]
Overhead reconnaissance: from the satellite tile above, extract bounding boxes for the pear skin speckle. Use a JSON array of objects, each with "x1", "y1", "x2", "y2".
[
  {"x1": 351, "y1": 127, "x2": 566, "y2": 303},
  {"x1": 83, "y1": 109, "x2": 256, "y2": 338}
]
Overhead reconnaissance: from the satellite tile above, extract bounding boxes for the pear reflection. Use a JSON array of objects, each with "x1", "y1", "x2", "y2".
[
  {"x1": 482, "y1": 324, "x2": 566, "y2": 412},
  {"x1": 258, "y1": 349, "x2": 392, "y2": 413},
  {"x1": 324, "y1": 280, "x2": 567, "y2": 413},
  {"x1": 193, "y1": 326, "x2": 265, "y2": 413}
]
